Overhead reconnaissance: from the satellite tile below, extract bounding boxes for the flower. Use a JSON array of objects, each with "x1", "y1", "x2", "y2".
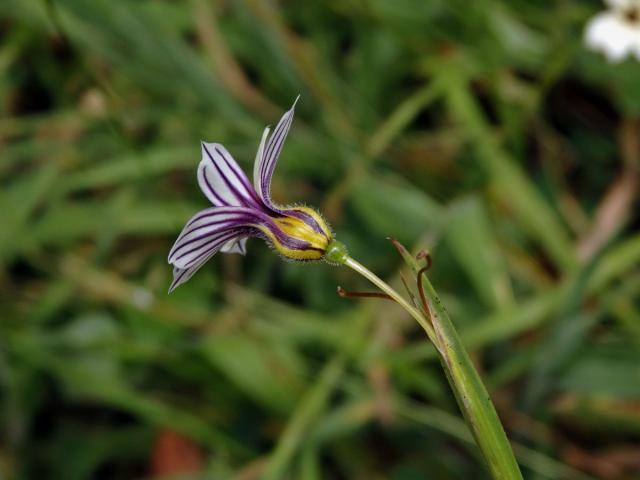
[
  {"x1": 167, "y1": 98, "x2": 338, "y2": 293},
  {"x1": 585, "y1": 0, "x2": 640, "y2": 62}
]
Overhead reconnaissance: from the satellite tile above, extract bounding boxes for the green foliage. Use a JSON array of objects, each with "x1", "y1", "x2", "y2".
[{"x1": 1, "y1": 0, "x2": 639, "y2": 479}]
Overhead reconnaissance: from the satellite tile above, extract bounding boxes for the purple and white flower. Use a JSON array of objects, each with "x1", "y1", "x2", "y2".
[
  {"x1": 167, "y1": 98, "x2": 335, "y2": 293},
  {"x1": 585, "y1": 0, "x2": 640, "y2": 62}
]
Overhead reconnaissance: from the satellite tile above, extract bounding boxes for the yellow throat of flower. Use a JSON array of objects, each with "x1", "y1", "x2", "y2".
[{"x1": 259, "y1": 207, "x2": 332, "y2": 261}]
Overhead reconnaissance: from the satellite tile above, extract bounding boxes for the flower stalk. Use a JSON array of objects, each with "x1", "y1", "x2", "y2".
[
  {"x1": 340, "y1": 242, "x2": 523, "y2": 480},
  {"x1": 342, "y1": 255, "x2": 437, "y2": 345}
]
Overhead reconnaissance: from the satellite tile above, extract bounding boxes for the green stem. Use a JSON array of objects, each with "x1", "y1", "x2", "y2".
[
  {"x1": 344, "y1": 256, "x2": 437, "y2": 344},
  {"x1": 344, "y1": 254, "x2": 523, "y2": 480}
]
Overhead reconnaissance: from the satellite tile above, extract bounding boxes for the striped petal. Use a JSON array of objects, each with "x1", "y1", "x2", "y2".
[
  {"x1": 199, "y1": 142, "x2": 263, "y2": 209},
  {"x1": 169, "y1": 236, "x2": 247, "y2": 293},
  {"x1": 167, "y1": 97, "x2": 338, "y2": 293},
  {"x1": 253, "y1": 96, "x2": 299, "y2": 207},
  {"x1": 168, "y1": 206, "x2": 260, "y2": 269},
  {"x1": 168, "y1": 231, "x2": 249, "y2": 293},
  {"x1": 169, "y1": 256, "x2": 214, "y2": 293}
]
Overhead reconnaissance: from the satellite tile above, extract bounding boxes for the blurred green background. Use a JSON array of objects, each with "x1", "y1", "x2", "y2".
[{"x1": 1, "y1": 0, "x2": 640, "y2": 479}]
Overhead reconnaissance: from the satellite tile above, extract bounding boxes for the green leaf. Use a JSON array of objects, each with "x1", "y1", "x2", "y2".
[{"x1": 396, "y1": 244, "x2": 523, "y2": 480}]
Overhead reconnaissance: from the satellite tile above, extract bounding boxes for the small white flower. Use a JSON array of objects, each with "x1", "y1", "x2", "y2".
[{"x1": 584, "y1": 0, "x2": 640, "y2": 62}]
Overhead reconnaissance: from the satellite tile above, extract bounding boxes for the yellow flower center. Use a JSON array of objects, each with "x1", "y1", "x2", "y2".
[{"x1": 257, "y1": 207, "x2": 332, "y2": 261}]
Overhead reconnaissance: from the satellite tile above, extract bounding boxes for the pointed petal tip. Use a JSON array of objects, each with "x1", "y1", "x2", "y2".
[
  {"x1": 167, "y1": 277, "x2": 179, "y2": 294},
  {"x1": 199, "y1": 141, "x2": 209, "y2": 157},
  {"x1": 200, "y1": 140, "x2": 220, "y2": 153}
]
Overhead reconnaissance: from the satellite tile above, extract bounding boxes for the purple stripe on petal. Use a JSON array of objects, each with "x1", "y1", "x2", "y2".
[
  {"x1": 173, "y1": 225, "x2": 244, "y2": 260},
  {"x1": 283, "y1": 209, "x2": 324, "y2": 234},
  {"x1": 198, "y1": 163, "x2": 228, "y2": 206},
  {"x1": 169, "y1": 222, "x2": 242, "y2": 261},
  {"x1": 203, "y1": 145, "x2": 247, "y2": 205},
  {"x1": 169, "y1": 228, "x2": 257, "y2": 293},
  {"x1": 182, "y1": 227, "x2": 255, "y2": 270},
  {"x1": 202, "y1": 143, "x2": 261, "y2": 208},
  {"x1": 169, "y1": 266, "x2": 190, "y2": 293},
  {"x1": 174, "y1": 219, "x2": 242, "y2": 246},
  {"x1": 261, "y1": 112, "x2": 293, "y2": 191},
  {"x1": 254, "y1": 98, "x2": 298, "y2": 207},
  {"x1": 168, "y1": 206, "x2": 263, "y2": 264},
  {"x1": 263, "y1": 98, "x2": 298, "y2": 175},
  {"x1": 169, "y1": 207, "x2": 257, "y2": 260},
  {"x1": 170, "y1": 254, "x2": 214, "y2": 293},
  {"x1": 262, "y1": 112, "x2": 291, "y2": 179},
  {"x1": 172, "y1": 231, "x2": 229, "y2": 266},
  {"x1": 169, "y1": 246, "x2": 219, "y2": 293},
  {"x1": 185, "y1": 206, "x2": 244, "y2": 228},
  {"x1": 176, "y1": 210, "x2": 256, "y2": 244},
  {"x1": 214, "y1": 146, "x2": 263, "y2": 207},
  {"x1": 178, "y1": 230, "x2": 244, "y2": 269},
  {"x1": 258, "y1": 219, "x2": 312, "y2": 252}
]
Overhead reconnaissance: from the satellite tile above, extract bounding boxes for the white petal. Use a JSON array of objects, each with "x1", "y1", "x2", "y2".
[
  {"x1": 169, "y1": 253, "x2": 216, "y2": 293},
  {"x1": 584, "y1": 12, "x2": 638, "y2": 62},
  {"x1": 167, "y1": 208, "x2": 255, "y2": 292},
  {"x1": 168, "y1": 206, "x2": 259, "y2": 269},
  {"x1": 253, "y1": 96, "x2": 300, "y2": 206},
  {"x1": 198, "y1": 142, "x2": 262, "y2": 208},
  {"x1": 253, "y1": 126, "x2": 270, "y2": 199}
]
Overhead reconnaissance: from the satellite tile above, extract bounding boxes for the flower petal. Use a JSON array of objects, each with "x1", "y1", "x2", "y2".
[
  {"x1": 199, "y1": 142, "x2": 263, "y2": 208},
  {"x1": 584, "y1": 12, "x2": 637, "y2": 62},
  {"x1": 253, "y1": 96, "x2": 299, "y2": 206},
  {"x1": 169, "y1": 263, "x2": 204, "y2": 294},
  {"x1": 169, "y1": 250, "x2": 217, "y2": 293},
  {"x1": 169, "y1": 231, "x2": 251, "y2": 293},
  {"x1": 168, "y1": 206, "x2": 260, "y2": 269}
]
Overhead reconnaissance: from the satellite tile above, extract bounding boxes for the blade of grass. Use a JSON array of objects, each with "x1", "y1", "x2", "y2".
[{"x1": 390, "y1": 241, "x2": 522, "y2": 479}]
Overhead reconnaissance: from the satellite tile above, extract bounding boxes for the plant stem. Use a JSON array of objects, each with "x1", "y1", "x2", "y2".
[
  {"x1": 344, "y1": 254, "x2": 523, "y2": 480},
  {"x1": 344, "y1": 256, "x2": 437, "y2": 344}
]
